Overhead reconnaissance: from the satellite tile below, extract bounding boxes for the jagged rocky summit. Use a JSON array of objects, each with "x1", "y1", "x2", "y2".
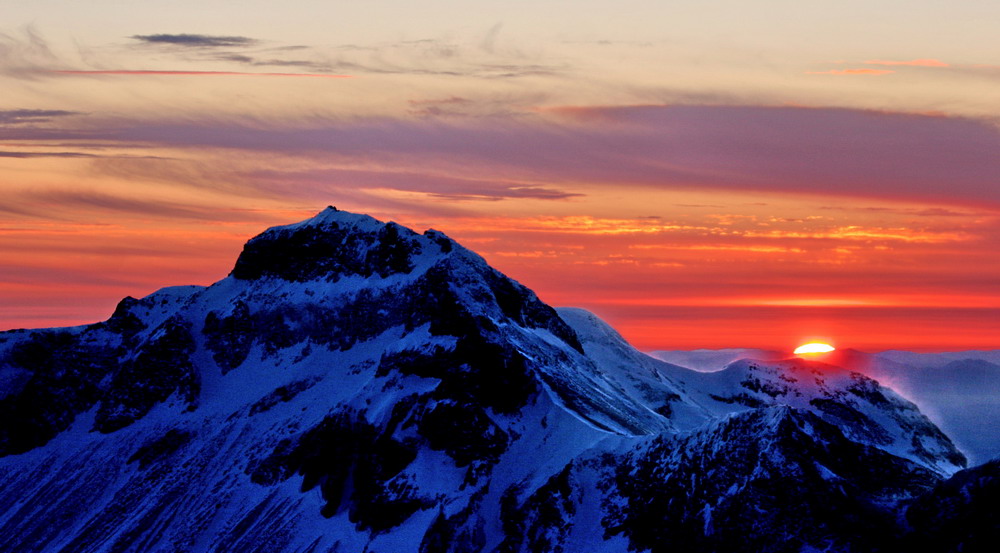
[{"x1": 0, "y1": 207, "x2": 991, "y2": 553}]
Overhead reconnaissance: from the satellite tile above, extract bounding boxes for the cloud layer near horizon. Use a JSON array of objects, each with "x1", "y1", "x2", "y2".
[{"x1": 5, "y1": 104, "x2": 995, "y2": 210}]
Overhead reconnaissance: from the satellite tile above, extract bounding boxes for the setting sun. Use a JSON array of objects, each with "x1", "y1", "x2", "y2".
[{"x1": 794, "y1": 342, "x2": 836, "y2": 354}]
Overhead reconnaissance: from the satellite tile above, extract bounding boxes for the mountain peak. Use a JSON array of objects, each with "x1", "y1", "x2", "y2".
[
  {"x1": 230, "y1": 207, "x2": 437, "y2": 282},
  {"x1": 275, "y1": 205, "x2": 381, "y2": 232}
]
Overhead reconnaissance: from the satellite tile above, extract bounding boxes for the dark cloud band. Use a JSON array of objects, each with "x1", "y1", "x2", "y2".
[
  {"x1": 0, "y1": 109, "x2": 80, "y2": 125},
  {"x1": 130, "y1": 34, "x2": 257, "y2": 48},
  {"x1": 0, "y1": 150, "x2": 96, "y2": 158}
]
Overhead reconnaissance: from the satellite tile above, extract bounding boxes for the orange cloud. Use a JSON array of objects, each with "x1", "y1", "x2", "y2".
[
  {"x1": 864, "y1": 59, "x2": 949, "y2": 67},
  {"x1": 453, "y1": 216, "x2": 701, "y2": 235},
  {"x1": 742, "y1": 226, "x2": 972, "y2": 243},
  {"x1": 630, "y1": 244, "x2": 806, "y2": 254}
]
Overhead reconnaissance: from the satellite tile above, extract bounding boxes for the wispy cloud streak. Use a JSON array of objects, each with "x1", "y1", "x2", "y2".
[
  {"x1": 75, "y1": 105, "x2": 999, "y2": 207},
  {"x1": 0, "y1": 109, "x2": 80, "y2": 125},
  {"x1": 0, "y1": 150, "x2": 96, "y2": 158},
  {"x1": 130, "y1": 34, "x2": 257, "y2": 48},
  {"x1": 2, "y1": 105, "x2": 997, "y2": 207},
  {"x1": 806, "y1": 68, "x2": 895, "y2": 75},
  {"x1": 49, "y1": 69, "x2": 351, "y2": 78}
]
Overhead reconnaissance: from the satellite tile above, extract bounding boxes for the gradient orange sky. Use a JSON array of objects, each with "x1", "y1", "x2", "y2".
[{"x1": 2, "y1": 2, "x2": 999, "y2": 351}]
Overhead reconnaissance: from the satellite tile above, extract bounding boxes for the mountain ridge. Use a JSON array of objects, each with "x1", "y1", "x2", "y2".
[
  {"x1": 651, "y1": 346, "x2": 1000, "y2": 464},
  {"x1": 0, "y1": 207, "x2": 992, "y2": 552}
]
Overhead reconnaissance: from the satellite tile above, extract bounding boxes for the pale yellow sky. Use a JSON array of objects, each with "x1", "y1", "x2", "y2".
[{"x1": 3, "y1": 1, "x2": 1000, "y2": 119}]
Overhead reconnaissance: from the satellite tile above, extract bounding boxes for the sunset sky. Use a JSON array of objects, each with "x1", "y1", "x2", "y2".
[{"x1": 2, "y1": 1, "x2": 999, "y2": 351}]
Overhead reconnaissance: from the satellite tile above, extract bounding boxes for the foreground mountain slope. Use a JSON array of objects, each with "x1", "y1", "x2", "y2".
[
  {"x1": 0, "y1": 207, "x2": 984, "y2": 553},
  {"x1": 901, "y1": 457, "x2": 1000, "y2": 551}
]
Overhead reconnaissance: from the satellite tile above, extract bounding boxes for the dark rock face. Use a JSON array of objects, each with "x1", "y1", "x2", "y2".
[
  {"x1": 603, "y1": 407, "x2": 940, "y2": 553},
  {"x1": 419, "y1": 489, "x2": 488, "y2": 553},
  {"x1": 418, "y1": 260, "x2": 582, "y2": 356},
  {"x1": 96, "y1": 295, "x2": 149, "y2": 339},
  {"x1": 377, "y1": 339, "x2": 537, "y2": 415},
  {"x1": 230, "y1": 208, "x2": 422, "y2": 282},
  {"x1": 0, "y1": 295, "x2": 201, "y2": 455},
  {"x1": 249, "y1": 409, "x2": 430, "y2": 532},
  {"x1": 418, "y1": 400, "x2": 510, "y2": 467},
  {"x1": 248, "y1": 378, "x2": 319, "y2": 415},
  {"x1": 497, "y1": 464, "x2": 578, "y2": 553},
  {"x1": 94, "y1": 316, "x2": 200, "y2": 433},
  {"x1": 0, "y1": 330, "x2": 110, "y2": 455},
  {"x1": 203, "y1": 300, "x2": 254, "y2": 373},
  {"x1": 128, "y1": 428, "x2": 195, "y2": 470},
  {"x1": 902, "y1": 458, "x2": 1000, "y2": 552}
]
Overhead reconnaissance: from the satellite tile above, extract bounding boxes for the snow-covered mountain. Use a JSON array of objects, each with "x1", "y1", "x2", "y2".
[
  {"x1": 652, "y1": 346, "x2": 1000, "y2": 464},
  {"x1": 0, "y1": 207, "x2": 992, "y2": 552},
  {"x1": 838, "y1": 351, "x2": 1000, "y2": 465},
  {"x1": 566, "y1": 309, "x2": 965, "y2": 474},
  {"x1": 648, "y1": 348, "x2": 783, "y2": 372}
]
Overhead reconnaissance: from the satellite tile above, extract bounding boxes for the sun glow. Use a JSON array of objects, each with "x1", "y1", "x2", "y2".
[{"x1": 794, "y1": 342, "x2": 836, "y2": 354}]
